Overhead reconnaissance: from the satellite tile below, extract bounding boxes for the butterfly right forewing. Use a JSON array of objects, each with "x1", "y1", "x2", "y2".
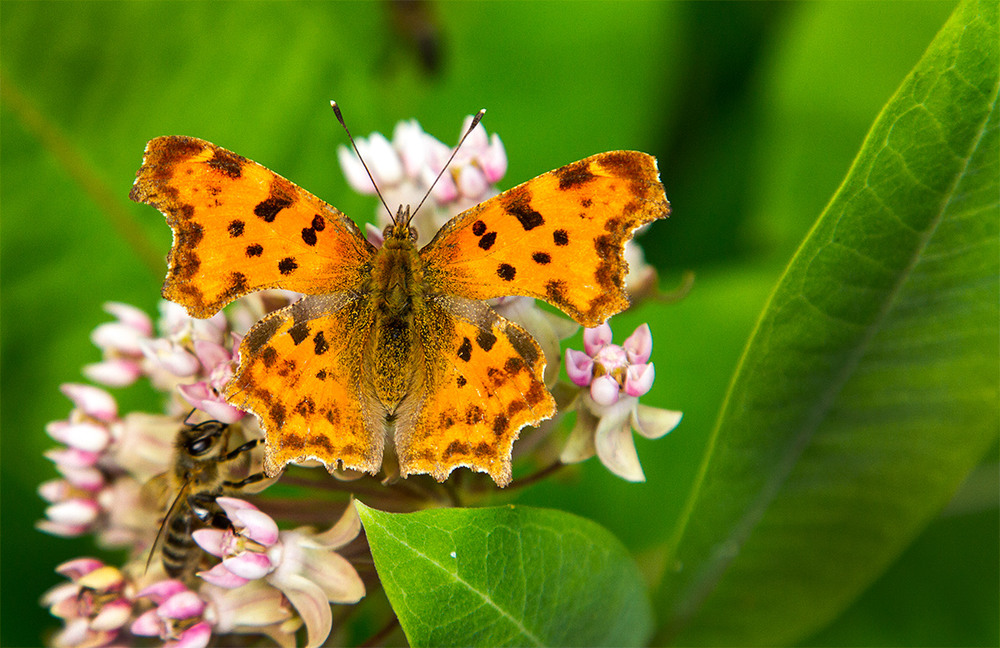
[{"x1": 419, "y1": 151, "x2": 669, "y2": 327}]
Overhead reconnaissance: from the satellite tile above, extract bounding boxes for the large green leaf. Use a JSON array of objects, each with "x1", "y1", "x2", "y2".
[
  {"x1": 658, "y1": 1, "x2": 999, "y2": 645},
  {"x1": 356, "y1": 503, "x2": 652, "y2": 647}
]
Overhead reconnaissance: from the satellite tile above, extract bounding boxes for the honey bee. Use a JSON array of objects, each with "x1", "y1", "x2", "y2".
[{"x1": 145, "y1": 419, "x2": 266, "y2": 580}]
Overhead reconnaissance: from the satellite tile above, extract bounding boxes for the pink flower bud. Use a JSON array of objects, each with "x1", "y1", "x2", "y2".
[
  {"x1": 56, "y1": 557, "x2": 104, "y2": 580},
  {"x1": 590, "y1": 375, "x2": 621, "y2": 406},
  {"x1": 46, "y1": 421, "x2": 110, "y2": 452},
  {"x1": 198, "y1": 562, "x2": 250, "y2": 589},
  {"x1": 60, "y1": 384, "x2": 117, "y2": 422},
  {"x1": 565, "y1": 349, "x2": 595, "y2": 387},
  {"x1": 624, "y1": 363, "x2": 655, "y2": 398},
  {"x1": 82, "y1": 359, "x2": 142, "y2": 387},
  {"x1": 140, "y1": 340, "x2": 200, "y2": 377},
  {"x1": 481, "y1": 134, "x2": 508, "y2": 183},
  {"x1": 583, "y1": 323, "x2": 613, "y2": 356},
  {"x1": 46, "y1": 499, "x2": 99, "y2": 526},
  {"x1": 623, "y1": 324, "x2": 653, "y2": 364},
  {"x1": 222, "y1": 552, "x2": 274, "y2": 580},
  {"x1": 159, "y1": 591, "x2": 206, "y2": 619},
  {"x1": 174, "y1": 621, "x2": 213, "y2": 648},
  {"x1": 91, "y1": 322, "x2": 147, "y2": 355},
  {"x1": 103, "y1": 301, "x2": 153, "y2": 335}
]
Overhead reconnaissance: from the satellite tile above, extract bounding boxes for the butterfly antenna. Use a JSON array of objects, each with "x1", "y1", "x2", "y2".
[
  {"x1": 411, "y1": 108, "x2": 486, "y2": 222},
  {"x1": 330, "y1": 101, "x2": 394, "y2": 220}
]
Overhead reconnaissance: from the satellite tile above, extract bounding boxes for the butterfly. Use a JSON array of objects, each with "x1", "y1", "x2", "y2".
[{"x1": 130, "y1": 117, "x2": 669, "y2": 486}]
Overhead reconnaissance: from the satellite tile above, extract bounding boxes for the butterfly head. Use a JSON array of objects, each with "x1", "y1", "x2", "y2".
[{"x1": 384, "y1": 204, "x2": 418, "y2": 243}]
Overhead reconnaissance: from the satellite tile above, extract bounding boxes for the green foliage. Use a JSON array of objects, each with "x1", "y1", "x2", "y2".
[
  {"x1": 2, "y1": 1, "x2": 995, "y2": 646},
  {"x1": 357, "y1": 503, "x2": 652, "y2": 647},
  {"x1": 658, "y1": 0, "x2": 999, "y2": 644}
]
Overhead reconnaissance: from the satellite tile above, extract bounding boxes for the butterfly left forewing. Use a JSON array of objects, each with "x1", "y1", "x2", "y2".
[
  {"x1": 420, "y1": 151, "x2": 670, "y2": 327},
  {"x1": 398, "y1": 296, "x2": 555, "y2": 486},
  {"x1": 130, "y1": 136, "x2": 375, "y2": 318}
]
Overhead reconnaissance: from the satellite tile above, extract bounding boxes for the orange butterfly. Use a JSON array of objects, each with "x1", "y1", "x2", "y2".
[{"x1": 130, "y1": 117, "x2": 669, "y2": 486}]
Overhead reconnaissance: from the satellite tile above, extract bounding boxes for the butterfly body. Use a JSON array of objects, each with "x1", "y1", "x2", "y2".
[
  {"x1": 131, "y1": 134, "x2": 669, "y2": 486},
  {"x1": 365, "y1": 215, "x2": 427, "y2": 429}
]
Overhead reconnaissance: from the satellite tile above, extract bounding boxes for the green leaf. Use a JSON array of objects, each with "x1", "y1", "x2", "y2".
[
  {"x1": 356, "y1": 503, "x2": 652, "y2": 647},
  {"x1": 658, "y1": 1, "x2": 999, "y2": 645}
]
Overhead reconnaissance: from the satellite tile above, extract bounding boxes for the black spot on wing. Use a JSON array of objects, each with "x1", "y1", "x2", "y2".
[
  {"x1": 492, "y1": 413, "x2": 509, "y2": 437},
  {"x1": 313, "y1": 331, "x2": 329, "y2": 355},
  {"x1": 206, "y1": 148, "x2": 245, "y2": 178},
  {"x1": 255, "y1": 195, "x2": 293, "y2": 223},
  {"x1": 288, "y1": 321, "x2": 310, "y2": 345},
  {"x1": 228, "y1": 220, "x2": 245, "y2": 237},
  {"x1": 476, "y1": 330, "x2": 497, "y2": 352},
  {"x1": 457, "y1": 337, "x2": 472, "y2": 362},
  {"x1": 497, "y1": 263, "x2": 516, "y2": 281},
  {"x1": 478, "y1": 231, "x2": 497, "y2": 250},
  {"x1": 553, "y1": 229, "x2": 569, "y2": 246},
  {"x1": 502, "y1": 189, "x2": 544, "y2": 231},
  {"x1": 555, "y1": 160, "x2": 596, "y2": 190},
  {"x1": 278, "y1": 257, "x2": 298, "y2": 275}
]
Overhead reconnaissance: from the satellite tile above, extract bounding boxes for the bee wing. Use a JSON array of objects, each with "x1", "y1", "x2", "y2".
[
  {"x1": 144, "y1": 480, "x2": 192, "y2": 574},
  {"x1": 140, "y1": 473, "x2": 173, "y2": 510}
]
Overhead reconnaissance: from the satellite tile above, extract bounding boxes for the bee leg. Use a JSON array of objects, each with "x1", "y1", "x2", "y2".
[
  {"x1": 220, "y1": 438, "x2": 263, "y2": 462},
  {"x1": 223, "y1": 472, "x2": 267, "y2": 490}
]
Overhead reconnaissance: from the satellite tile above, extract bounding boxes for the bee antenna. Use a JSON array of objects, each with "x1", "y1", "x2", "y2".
[
  {"x1": 182, "y1": 408, "x2": 197, "y2": 426},
  {"x1": 411, "y1": 109, "x2": 486, "y2": 221},
  {"x1": 330, "y1": 101, "x2": 394, "y2": 221}
]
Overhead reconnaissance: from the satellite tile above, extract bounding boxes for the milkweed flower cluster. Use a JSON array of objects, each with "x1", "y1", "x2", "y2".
[
  {"x1": 37, "y1": 116, "x2": 680, "y2": 647},
  {"x1": 561, "y1": 323, "x2": 683, "y2": 482},
  {"x1": 39, "y1": 293, "x2": 366, "y2": 648}
]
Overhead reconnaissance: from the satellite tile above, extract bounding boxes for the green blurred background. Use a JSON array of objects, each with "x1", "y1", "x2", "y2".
[{"x1": 2, "y1": 2, "x2": 995, "y2": 646}]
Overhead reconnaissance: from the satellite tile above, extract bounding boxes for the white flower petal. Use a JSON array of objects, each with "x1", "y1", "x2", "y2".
[
  {"x1": 633, "y1": 405, "x2": 683, "y2": 440},
  {"x1": 367, "y1": 132, "x2": 404, "y2": 185},
  {"x1": 559, "y1": 405, "x2": 599, "y2": 464},
  {"x1": 590, "y1": 398, "x2": 646, "y2": 482},
  {"x1": 278, "y1": 574, "x2": 333, "y2": 648},
  {"x1": 312, "y1": 502, "x2": 362, "y2": 549},
  {"x1": 337, "y1": 144, "x2": 376, "y2": 193}
]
